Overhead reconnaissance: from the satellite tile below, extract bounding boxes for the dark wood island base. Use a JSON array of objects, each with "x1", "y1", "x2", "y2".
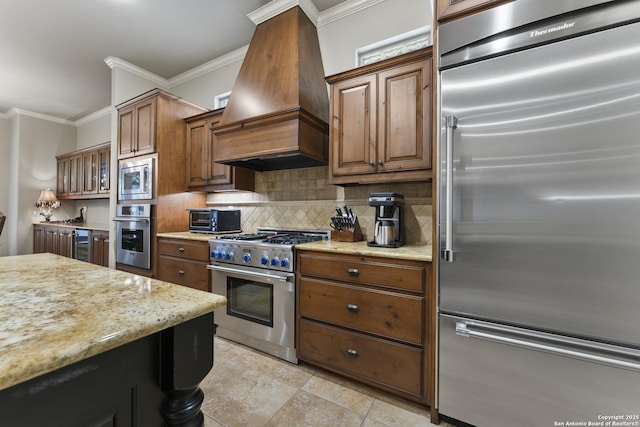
[{"x1": 0, "y1": 313, "x2": 214, "y2": 427}]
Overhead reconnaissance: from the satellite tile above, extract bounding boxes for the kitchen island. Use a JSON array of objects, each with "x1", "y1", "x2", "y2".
[{"x1": 0, "y1": 253, "x2": 226, "y2": 426}]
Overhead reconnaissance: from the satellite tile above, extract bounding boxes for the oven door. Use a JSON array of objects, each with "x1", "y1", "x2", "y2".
[
  {"x1": 114, "y1": 217, "x2": 151, "y2": 269},
  {"x1": 208, "y1": 263, "x2": 297, "y2": 363}
]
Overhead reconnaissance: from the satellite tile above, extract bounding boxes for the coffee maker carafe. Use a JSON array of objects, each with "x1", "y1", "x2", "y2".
[{"x1": 367, "y1": 192, "x2": 404, "y2": 248}]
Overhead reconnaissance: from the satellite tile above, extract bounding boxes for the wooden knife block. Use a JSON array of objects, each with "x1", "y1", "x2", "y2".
[{"x1": 331, "y1": 220, "x2": 363, "y2": 242}]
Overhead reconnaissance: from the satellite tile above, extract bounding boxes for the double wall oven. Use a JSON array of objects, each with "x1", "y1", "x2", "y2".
[{"x1": 208, "y1": 228, "x2": 330, "y2": 363}]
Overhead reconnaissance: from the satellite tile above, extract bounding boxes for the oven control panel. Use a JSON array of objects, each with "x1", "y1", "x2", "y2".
[{"x1": 210, "y1": 243, "x2": 294, "y2": 272}]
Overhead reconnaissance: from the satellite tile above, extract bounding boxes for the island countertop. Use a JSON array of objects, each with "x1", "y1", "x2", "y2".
[{"x1": 0, "y1": 253, "x2": 227, "y2": 392}]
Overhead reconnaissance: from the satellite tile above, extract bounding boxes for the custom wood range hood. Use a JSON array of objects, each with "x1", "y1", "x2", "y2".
[{"x1": 212, "y1": 6, "x2": 329, "y2": 171}]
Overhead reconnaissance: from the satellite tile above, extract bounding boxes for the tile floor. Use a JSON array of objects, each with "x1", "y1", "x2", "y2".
[{"x1": 200, "y1": 337, "x2": 455, "y2": 427}]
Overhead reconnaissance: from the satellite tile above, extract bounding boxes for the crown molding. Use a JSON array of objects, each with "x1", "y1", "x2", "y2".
[
  {"x1": 248, "y1": 0, "x2": 319, "y2": 26},
  {"x1": 104, "y1": 56, "x2": 169, "y2": 88},
  {"x1": 74, "y1": 106, "x2": 112, "y2": 127},
  {"x1": 318, "y1": 0, "x2": 385, "y2": 27},
  {"x1": 6, "y1": 108, "x2": 74, "y2": 125},
  {"x1": 169, "y1": 45, "x2": 249, "y2": 87}
]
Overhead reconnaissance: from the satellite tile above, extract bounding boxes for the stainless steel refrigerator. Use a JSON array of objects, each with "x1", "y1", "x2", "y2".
[{"x1": 437, "y1": 1, "x2": 640, "y2": 425}]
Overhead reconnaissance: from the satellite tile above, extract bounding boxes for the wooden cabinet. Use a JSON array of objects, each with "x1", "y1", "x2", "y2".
[
  {"x1": 34, "y1": 224, "x2": 109, "y2": 266},
  {"x1": 56, "y1": 142, "x2": 110, "y2": 200},
  {"x1": 115, "y1": 89, "x2": 208, "y2": 278},
  {"x1": 33, "y1": 224, "x2": 73, "y2": 258},
  {"x1": 91, "y1": 230, "x2": 109, "y2": 267},
  {"x1": 117, "y1": 97, "x2": 156, "y2": 159},
  {"x1": 437, "y1": 0, "x2": 514, "y2": 21},
  {"x1": 326, "y1": 48, "x2": 432, "y2": 185},
  {"x1": 156, "y1": 237, "x2": 210, "y2": 291},
  {"x1": 296, "y1": 249, "x2": 434, "y2": 406},
  {"x1": 185, "y1": 109, "x2": 254, "y2": 192},
  {"x1": 56, "y1": 154, "x2": 82, "y2": 197}
]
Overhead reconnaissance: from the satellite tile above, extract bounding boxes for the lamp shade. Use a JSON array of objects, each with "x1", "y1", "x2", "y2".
[{"x1": 37, "y1": 189, "x2": 58, "y2": 203}]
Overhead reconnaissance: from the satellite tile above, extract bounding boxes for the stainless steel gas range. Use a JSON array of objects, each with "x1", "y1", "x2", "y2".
[{"x1": 208, "y1": 228, "x2": 330, "y2": 363}]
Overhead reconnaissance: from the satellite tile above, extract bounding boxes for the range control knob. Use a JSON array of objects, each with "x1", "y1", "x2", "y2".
[
  {"x1": 210, "y1": 251, "x2": 217, "y2": 259},
  {"x1": 225, "y1": 252, "x2": 234, "y2": 260},
  {"x1": 260, "y1": 256, "x2": 269, "y2": 266},
  {"x1": 270, "y1": 257, "x2": 279, "y2": 267},
  {"x1": 242, "y1": 253, "x2": 251, "y2": 263},
  {"x1": 216, "y1": 250, "x2": 224, "y2": 259},
  {"x1": 280, "y1": 258, "x2": 289, "y2": 268}
]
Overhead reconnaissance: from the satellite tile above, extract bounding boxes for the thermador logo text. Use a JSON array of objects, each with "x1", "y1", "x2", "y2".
[{"x1": 530, "y1": 22, "x2": 576, "y2": 38}]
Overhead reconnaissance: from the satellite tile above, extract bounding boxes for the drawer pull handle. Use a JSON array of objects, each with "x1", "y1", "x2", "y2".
[
  {"x1": 346, "y1": 304, "x2": 360, "y2": 313},
  {"x1": 346, "y1": 349, "x2": 359, "y2": 358},
  {"x1": 178, "y1": 247, "x2": 185, "y2": 252},
  {"x1": 347, "y1": 268, "x2": 360, "y2": 276},
  {"x1": 178, "y1": 270, "x2": 185, "y2": 276}
]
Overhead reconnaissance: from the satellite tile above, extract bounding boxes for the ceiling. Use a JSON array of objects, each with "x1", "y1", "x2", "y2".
[{"x1": 0, "y1": 0, "x2": 346, "y2": 121}]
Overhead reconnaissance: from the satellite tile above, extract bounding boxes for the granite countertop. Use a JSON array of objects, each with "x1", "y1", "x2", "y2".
[
  {"x1": 35, "y1": 222, "x2": 110, "y2": 232},
  {"x1": 0, "y1": 253, "x2": 227, "y2": 391},
  {"x1": 156, "y1": 231, "x2": 216, "y2": 242},
  {"x1": 294, "y1": 240, "x2": 432, "y2": 262},
  {"x1": 157, "y1": 232, "x2": 432, "y2": 261}
]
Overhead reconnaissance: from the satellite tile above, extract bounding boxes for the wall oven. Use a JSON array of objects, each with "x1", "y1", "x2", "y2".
[
  {"x1": 118, "y1": 156, "x2": 154, "y2": 200},
  {"x1": 208, "y1": 228, "x2": 330, "y2": 364},
  {"x1": 114, "y1": 204, "x2": 151, "y2": 270}
]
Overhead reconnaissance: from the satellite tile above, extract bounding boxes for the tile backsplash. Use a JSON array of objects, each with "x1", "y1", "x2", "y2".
[{"x1": 207, "y1": 167, "x2": 432, "y2": 244}]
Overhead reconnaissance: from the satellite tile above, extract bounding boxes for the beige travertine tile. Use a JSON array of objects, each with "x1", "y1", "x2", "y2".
[
  {"x1": 301, "y1": 374, "x2": 375, "y2": 416},
  {"x1": 362, "y1": 418, "x2": 392, "y2": 427},
  {"x1": 366, "y1": 398, "x2": 432, "y2": 427},
  {"x1": 200, "y1": 356, "x2": 297, "y2": 427},
  {"x1": 203, "y1": 414, "x2": 224, "y2": 427},
  {"x1": 264, "y1": 390, "x2": 364, "y2": 427},
  {"x1": 215, "y1": 338, "x2": 315, "y2": 388}
]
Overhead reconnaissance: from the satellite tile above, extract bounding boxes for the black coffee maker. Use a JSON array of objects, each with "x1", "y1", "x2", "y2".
[{"x1": 367, "y1": 192, "x2": 404, "y2": 248}]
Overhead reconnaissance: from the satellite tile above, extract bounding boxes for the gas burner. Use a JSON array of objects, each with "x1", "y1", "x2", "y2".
[
  {"x1": 219, "y1": 233, "x2": 272, "y2": 241},
  {"x1": 262, "y1": 233, "x2": 324, "y2": 245}
]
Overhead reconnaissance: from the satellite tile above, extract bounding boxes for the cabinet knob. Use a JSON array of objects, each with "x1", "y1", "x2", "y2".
[
  {"x1": 178, "y1": 247, "x2": 185, "y2": 252},
  {"x1": 347, "y1": 268, "x2": 360, "y2": 276},
  {"x1": 378, "y1": 160, "x2": 383, "y2": 165},
  {"x1": 178, "y1": 270, "x2": 185, "y2": 276},
  {"x1": 345, "y1": 349, "x2": 359, "y2": 359},
  {"x1": 346, "y1": 304, "x2": 360, "y2": 313},
  {"x1": 368, "y1": 161, "x2": 374, "y2": 166}
]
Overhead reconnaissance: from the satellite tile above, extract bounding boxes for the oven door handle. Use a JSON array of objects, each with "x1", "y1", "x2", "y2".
[
  {"x1": 207, "y1": 264, "x2": 293, "y2": 283},
  {"x1": 112, "y1": 217, "x2": 150, "y2": 223}
]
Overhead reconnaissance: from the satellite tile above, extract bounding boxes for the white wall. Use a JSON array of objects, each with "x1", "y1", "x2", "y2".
[
  {"x1": 0, "y1": 117, "x2": 10, "y2": 255},
  {"x1": 319, "y1": 0, "x2": 432, "y2": 76},
  {"x1": 8, "y1": 114, "x2": 77, "y2": 255}
]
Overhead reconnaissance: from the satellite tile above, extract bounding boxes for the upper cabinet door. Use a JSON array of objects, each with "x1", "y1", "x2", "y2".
[
  {"x1": 330, "y1": 74, "x2": 377, "y2": 177},
  {"x1": 118, "y1": 106, "x2": 135, "y2": 158},
  {"x1": 377, "y1": 58, "x2": 431, "y2": 173},
  {"x1": 98, "y1": 146, "x2": 110, "y2": 193},
  {"x1": 134, "y1": 97, "x2": 156, "y2": 156},
  {"x1": 186, "y1": 117, "x2": 210, "y2": 188},
  {"x1": 117, "y1": 97, "x2": 156, "y2": 159}
]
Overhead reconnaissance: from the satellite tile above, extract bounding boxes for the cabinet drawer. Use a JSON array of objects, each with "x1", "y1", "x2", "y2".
[
  {"x1": 157, "y1": 255, "x2": 209, "y2": 291},
  {"x1": 298, "y1": 252, "x2": 424, "y2": 292},
  {"x1": 298, "y1": 318, "x2": 423, "y2": 396},
  {"x1": 299, "y1": 277, "x2": 423, "y2": 345},
  {"x1": 157, "y1": 238, "x2": 209, "y2": 262}
]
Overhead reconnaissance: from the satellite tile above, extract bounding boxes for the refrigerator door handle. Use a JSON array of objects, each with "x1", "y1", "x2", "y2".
[
  {"x1": 442, "y1": 114, "x2": 457, "y2": 262},
  {"x1": 455, "y1": 321, "x2": 640, "y2": 372}
]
